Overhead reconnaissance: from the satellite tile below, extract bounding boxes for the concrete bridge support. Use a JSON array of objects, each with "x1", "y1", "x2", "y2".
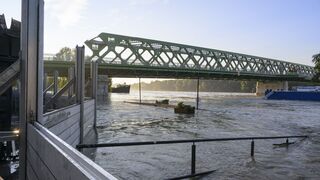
[
  {"x1": 196, "y1": 78, "x2": 200, "y2": 110},
  {"x1": 256, "y1": 81, "x2": 288, "y2": 96},
  {"x1": 97, "y1": 75, "x2": 109, "y2": 97},
  {"x1": 139, "y1": 77, "x2": 142, "y2": 104}
]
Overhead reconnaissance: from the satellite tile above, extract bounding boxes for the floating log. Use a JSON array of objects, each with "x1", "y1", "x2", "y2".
[
  {"x1": 273, "y1": 142, "x2": 294, "y2": 147},
  {"x1": 156, "y1": 99, "x2": 169, "y2": 105}
]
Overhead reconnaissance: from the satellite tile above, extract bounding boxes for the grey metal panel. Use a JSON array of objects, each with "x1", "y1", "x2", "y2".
[
  {"x1": 83, "y1": 100, "x2": 95, "y2": 137},
  {"x1": 83, "y1": 106, "x2": 94, "y2": 119},
  {"x1": 83, "y1": 110, "x2": 94, "y2": 124},
  {"x1": 65, "y1": 128, "x2": 80, "y2": 146},
  {"x1": 42, "y1": 101, "x2": 96, "y2": 147},
  {"x1": 84, "y1": 99, "x2": 95, "y2": 108},
  {"x1": 42, "y1": 104, "x2": 80, "y2": 128},
  {"x1": 83, "y1": 120, "x2": 94, "y2": 138},
  {"x1": 83, "y1": 105, "x2": 94, "y2": 121},
  {"x1": 26, "y1": 161, "x2": 39, "y2": 180},
  {"x1": 26, "y1": 144, "x2": 56, "y2": 180},
  {"x1": 27, "y1": 124, "x2": 96, "y2": 179},
  {"x1": 84, "y1": 107, "x2": 94, "y2": 118},
  {"x1": 49, "y1": 113, "x2": 80, "y2": 137},
  {"x1": 58, "y1": 119, "x2": 80, "y2": 144},
  {"x1": 33, "y1": 123, "x2": 117, "y2": 179},
  {"x1": 84, "y1": 108, "x2": 94, "y2": 117},
  {"x1": 83, "y1": 107, "x2": 94, "y2": 116},
  {"x1": 71, "y1": 135, "x2": 80, "y2": 148}
]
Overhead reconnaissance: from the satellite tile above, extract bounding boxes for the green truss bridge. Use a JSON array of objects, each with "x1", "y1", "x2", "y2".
[{"x1": 45, "y1": 33, "x2": 315, "y2": 81}]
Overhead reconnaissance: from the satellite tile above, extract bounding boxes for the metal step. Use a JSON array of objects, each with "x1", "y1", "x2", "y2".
[{"x1": 0, "y1": 59, "x2": 20, "y2": 95}]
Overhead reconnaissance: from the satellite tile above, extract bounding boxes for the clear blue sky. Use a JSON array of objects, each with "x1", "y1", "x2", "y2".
[{"x1": 1, "y1": 0, "x2": 320, "y2": 83}]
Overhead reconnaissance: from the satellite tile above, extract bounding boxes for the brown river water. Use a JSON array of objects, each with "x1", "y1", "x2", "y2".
[{"x1": 92, "y1": 91, "x2": 320, "y2": 180}]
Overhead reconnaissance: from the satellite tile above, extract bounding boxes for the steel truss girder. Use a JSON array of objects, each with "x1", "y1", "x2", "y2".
[{"x1": 85, "y1": 33, "x2": 315, "y2": 80}]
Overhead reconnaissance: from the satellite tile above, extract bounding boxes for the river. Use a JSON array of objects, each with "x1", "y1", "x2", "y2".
[{"x1": 93, "y1": 91, "x2": 320, "y2": 180}]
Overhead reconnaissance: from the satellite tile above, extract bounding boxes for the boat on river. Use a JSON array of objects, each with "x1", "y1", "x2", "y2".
[
  {"x1": 111, "y1": 84, "x2": 130, "y2": 93},
  {"x1": 265, "y1": 86, "x2": 320, "y2": 101}
]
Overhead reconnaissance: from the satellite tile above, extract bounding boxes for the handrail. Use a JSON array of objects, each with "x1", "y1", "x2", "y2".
[
  {"x1": 44, "y1": 78, "x2": 75, "y2": 109},
  {"x1": 43, "y1": 82, "x2": 54, "y2": 94},
  {"x1": 76, "y1": 135, "x2": 307, "y2": 179},
  {"x1": 76, "y1": 135, "x2": 307, "y2": 148},
  {"x1": 0, "y1": 131, "x2": 19, "y2": 142}
]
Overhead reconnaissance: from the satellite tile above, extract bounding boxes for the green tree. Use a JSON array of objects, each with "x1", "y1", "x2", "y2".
[
  {"x1": 240, "y1": 81, "x2": 247, "y2": 92},
  {"x1": 312, "y1": 53, "x2": 320, "y2": 80},
  {"x1": 54, "y1": 47, "x2": 76, "y2": 61}
]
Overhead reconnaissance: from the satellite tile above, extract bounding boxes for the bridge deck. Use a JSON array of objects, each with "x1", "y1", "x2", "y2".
[{"x1": 44, "y1": 60, "x2": 313, "y2": 81}]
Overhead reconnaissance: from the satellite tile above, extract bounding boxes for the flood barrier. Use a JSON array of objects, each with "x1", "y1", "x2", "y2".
[
  {"x1": 26, "y1": 122, "x2": 116, "y2": 180},
  {"x1": 42, "y1": 99, "x2": 95, "y2": 148}
]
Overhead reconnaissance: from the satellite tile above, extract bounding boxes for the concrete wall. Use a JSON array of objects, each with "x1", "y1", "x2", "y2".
[
  {"x1": 256, "y1": 81, "x2": 288, "y2": 96},
  {"x1": 26, "y1": 123, "x2": 116, "y2": 180}
]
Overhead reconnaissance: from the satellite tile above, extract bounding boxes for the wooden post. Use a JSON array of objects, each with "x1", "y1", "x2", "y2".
[
  {"x1": 76, "y1": 46, "x2": 85, "y2": 144},
  {"x1": 196, "y1": 77, "x2": 200, "y2": 110},
  {"x1": 20, "y1": 0, "x2": 44, "y2": 178},
  {"x1": 91, "y1": 61, "x2": 97, "y2": 127}
]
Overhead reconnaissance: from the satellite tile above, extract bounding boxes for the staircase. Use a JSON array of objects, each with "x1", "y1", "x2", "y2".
[
  {"x1": 0, "y1": 14, "x2": 20, "y2": 130},
  {"x1": 0, "y1": 59, "x2": 19, "y2": 95}
]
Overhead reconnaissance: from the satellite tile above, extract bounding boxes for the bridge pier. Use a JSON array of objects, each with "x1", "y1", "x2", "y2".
[
  {"x1": 196, "y1": 78, "x2": 200, "y2": 110},
  {"x1": 139, "y1": 77, "x2": 142, "y2": 104},
  {"x1": 256, "y1": 81, "x2": 289, "y2": 96},
  {"x1": 97, "y1": 75, "x2": 109, "y2": 97}
]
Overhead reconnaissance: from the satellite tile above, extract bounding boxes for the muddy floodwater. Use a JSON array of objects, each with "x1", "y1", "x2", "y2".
[{"x1": 93, "y1": 91, "x2": 320, "y2": 180}]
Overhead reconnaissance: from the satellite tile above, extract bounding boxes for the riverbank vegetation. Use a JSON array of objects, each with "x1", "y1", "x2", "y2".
[
  {"x1": 313, "y1": 53, "x2": 320, "y2": 81},
  {"x1": 131, "y1": 79, "x2": 256, "y2": 93}
]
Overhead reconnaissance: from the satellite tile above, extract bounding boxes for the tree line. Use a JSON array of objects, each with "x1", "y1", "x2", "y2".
[{"x1": 131, "y1": 79, "x2": 257, "y2": 93}]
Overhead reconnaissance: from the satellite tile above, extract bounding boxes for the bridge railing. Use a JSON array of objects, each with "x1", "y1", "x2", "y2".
[{"x1": 87, "y1": 56, "x2": 306, "y2": 77}]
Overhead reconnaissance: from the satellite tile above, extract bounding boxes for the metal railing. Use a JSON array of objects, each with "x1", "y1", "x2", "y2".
[
  {"x1": 0, "y1": 130, "x2": 20, "y2": 142},
  {"x1": 77, "y1": 135, "x2": 307, "y2": 179}
]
